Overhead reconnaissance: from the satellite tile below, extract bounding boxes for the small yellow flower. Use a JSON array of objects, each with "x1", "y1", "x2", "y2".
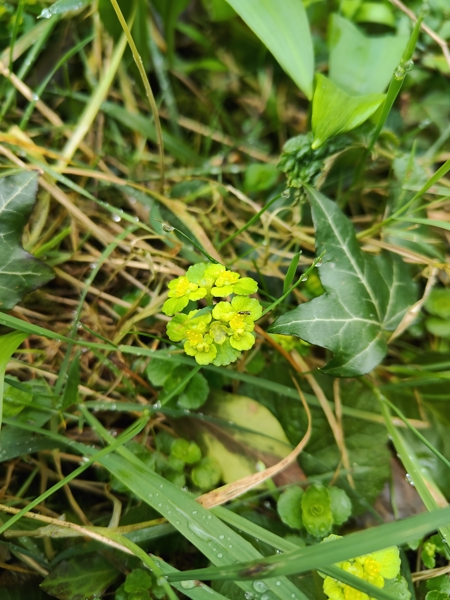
[
  {"x1": 168, "y1": 276, "x2": 199, "y2": 298},
  {"x1": 214, "y1": 271, "x2": 240, "y2": 288}
]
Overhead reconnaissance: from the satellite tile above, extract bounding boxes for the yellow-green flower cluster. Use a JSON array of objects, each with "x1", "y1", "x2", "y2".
[
  {"x1": 162, "y1": 263, "x2": 258, "y2": 317},
  {"x1": 322, "y1": 535, "x2": 401, "y2": 600},
  {"x1": 164, "y1": 263, "x2": 262, "y2": 366}
]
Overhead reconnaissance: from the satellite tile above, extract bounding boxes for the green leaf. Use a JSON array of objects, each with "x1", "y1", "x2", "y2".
[
  {"x1": 40, "y1": 553, "x2": 120, "y2": 600},
  {"x1": 146, "y1": 358, "x2": 177, "y2": 387},
  {"x1": 2, "y1": 378, "x2": 31, "y2": 418},
  {"x1": 311, "y1": 74, "x2": 385, "y2": 149},
  {"x1": 425, "y1": 289, "x2": 450, "y2": 320},
  {"x1": 329, "y1": 487, "x2": 352, "y2": 526},
  {"x1": 277, "y1": 486, "x2": 304, "y2": 530},
  {"x1": 0, "y1": 331, "x2": 28, "y2": 428},
  {"x1": 328, "y1": 14, "x2": 408, "y2": 95},
  {"x1": 124, "y1": 569, "x2": 153, "y2": 593},
  {"x1": 178, "y1": 372, "x2": 210, "y2": 409},
  {"x1": 0, "y1": 172, "x2": 54, "y2": 311},
  {"x1": 426, "y1": 592, "x2": 450, "y2": 600},
  {"x1": 381, "y1": 575, "x2": 411, "y2": 600},
  {"x1": 60, "y1": 353, "x2": 80, "y2": 410},
  {"x1": 243, "y1": 163, "x2": 279, "y2": 193},
  {"x1": 166, "y1": 505, "x2": 450, "y2": 583},
  {"x1": 301, "y1": 484, "x2": 333, "y2": 538},
  {"x1": 212, "y1": 338, "x2": 241, "y2": 367},
  {"x1": 269, "y1": 186, "x2": 417, "y2": 376},
  {"x1": 191, "y1": 456, "x2": 222, "y2": 490},
  {"x1": 171, "y1": 438, "x2": 202, "y2": 464},
  {"x1": 426, "y1": 574, "x2": 450, "y2": 595},
  {"x1": 162, "y1": 296, "x2": 189, "y2": 316},
  {"x1": 283, "y1": 252, "x2": 301, "y2": 295},
  {"x1": 223, "y1": 0, "x2": 314, "y2": 99}
]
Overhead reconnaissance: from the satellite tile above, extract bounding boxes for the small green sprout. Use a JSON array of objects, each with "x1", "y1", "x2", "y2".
[
  {"x1": 321, "y1": 534, "x2": 402, "y2": 600},
  {"x1": 163, "y1": 263, "x2": 262, "y2": 365}
]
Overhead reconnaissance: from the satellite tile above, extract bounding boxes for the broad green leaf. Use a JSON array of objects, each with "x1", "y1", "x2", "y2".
[
  {"x1": 40, "y1": 553, "x2": 119, "y2": 600},
  {"x1": 0, "y1": 331, "x2": 28, "y2": 428},
  {"x1": 0, "y1": 172, "x2": 54, "y2": 310},
  {"x1": 354, "y1": 2, "x2": 396, "y2": 27},
  {"x1": 193, "y1": 391, "x2": 300, "y2": 485},
  {"x1": 268, "y1": 186, "x2": 417, "y2": 376},
  {"x1": 328, "y1": 14, "x2": 408, "y2": 95},
  {"x1": 224, "y1": 0, "x2": 314, "y2": 99},
  {"x1": 311, "y1": 74, "x2": 385, "y2": 149}
]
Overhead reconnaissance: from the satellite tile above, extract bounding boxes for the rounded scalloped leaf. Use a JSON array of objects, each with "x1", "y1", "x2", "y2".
[
  {"x1": 212, "y1": 338, "x2": 241, "y2": 366},
  {"x1": 329, "y1": 487, "x2": 352, "y2": 526},
  {"x1": 171, "y1": 439, "x2": 202, "y2": 465},
  {"x1": 186, "y1": 262, "x2": 209, "y2": 283},
  {"x1": 277, "y1": 486, "x2": 304, "y2": 530},
  {"x1": 166, "y1": 313, "x2": 190, "y2": 341},
  {"x1": 211, "y1": 284, "x2": 235, "y2": 297},
  {"x1": 162, "y1": 296, "x2": 189, "y2": 316},
  {"x1": 191, "y1": 457, "x2": 222, "y2": 491},
  {"x1": 372, "y1": 546, "x2": 401, "y2": 579},
  {"x1": 231, "y1": 296, "x2": 263, "y2": 320},
  {"x1": 230, "y1": 331, "x2": 255, "y2": 351},
  {"x1": 301, "y1": 484, "x2": 333, "y2": 538},
  {"x1": 233, "y1": 277, "x2": 258, "y2": 295},
  {"x1": 212, "y1": 301, "x2": 235, "y2": 322}
]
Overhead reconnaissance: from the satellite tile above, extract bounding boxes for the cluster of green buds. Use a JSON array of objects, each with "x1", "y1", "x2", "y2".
[
  {"x1": 321, "y1": 535, "x2": 403, "y2": 600},
  {"x1": 277, "y1": 132, "x2": 348, "y2": 188},
  {"x1": 163, "y1": 263, "x2": 262, "y2": 366}
]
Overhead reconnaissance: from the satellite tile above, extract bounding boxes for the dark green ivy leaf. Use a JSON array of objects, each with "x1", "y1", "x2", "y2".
[
  {"x1": 269, "y1": 186, "x2": 417, "y2": 376},
  {"x1": 40, "y1": 554, "x2": 119, "y2": 600},
  {"x1": 0, "y1": 172, "x2": 54, "y2": 310}
]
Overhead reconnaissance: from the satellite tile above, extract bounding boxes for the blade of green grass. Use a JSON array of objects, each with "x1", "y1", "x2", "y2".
[
  {"x1": 165, "y1": 506, "x2": 450, "y2": 581},
  {"x1": 77, "y1": 406, "x2": 308, "y2": 600},
  {"x1": 0, "y1": 331, "x2": 28, "y2": 428}
]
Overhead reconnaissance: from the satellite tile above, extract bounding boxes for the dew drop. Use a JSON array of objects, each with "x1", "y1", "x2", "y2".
[
  {"x1": 162, "y1": 222, "x2": 175, "y2": 232},
  {"x1": 217, "y1": 553, "x2": 223, "y2": 559},
  {"x1": 253, "y1": 581, "x2": 268, "y2": 593},
  {"x1": 281, "y1": 189, "x2": 291, "y2": 199},
  {"x1": 112, "y1": 214, "x2": 121, "y2": 222},
  {"x1": 32, "y1": 93, "x2": 39, "y2": 101},
  {"x1": 39, "y1": 8, "x2": 52, "y2": 18},
  {"x1": 394, "y1": 66, "x2": 405, "y2": 81},
  {"x1": 180, "y1": 580, "x2": 197, "y2": 589},
  {"x1": 406, "y1": 473, "x2": 415, "y2": 486}
]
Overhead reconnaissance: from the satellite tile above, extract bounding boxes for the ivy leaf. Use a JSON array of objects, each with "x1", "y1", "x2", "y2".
[
  {"x1": 40, "y1": 553, "x2": 119, "y2": 600},
  {"x1": 269, "y1": 186, "x2": 416, "y2": 376},
  {"x1": 0, "y1": 172, "x2": 54, "y2": 310}
]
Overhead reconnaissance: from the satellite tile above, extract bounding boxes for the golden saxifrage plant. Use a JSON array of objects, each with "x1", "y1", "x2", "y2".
[{"x1": 162, "y1": 262, "x2": 262, "y2": 366}]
